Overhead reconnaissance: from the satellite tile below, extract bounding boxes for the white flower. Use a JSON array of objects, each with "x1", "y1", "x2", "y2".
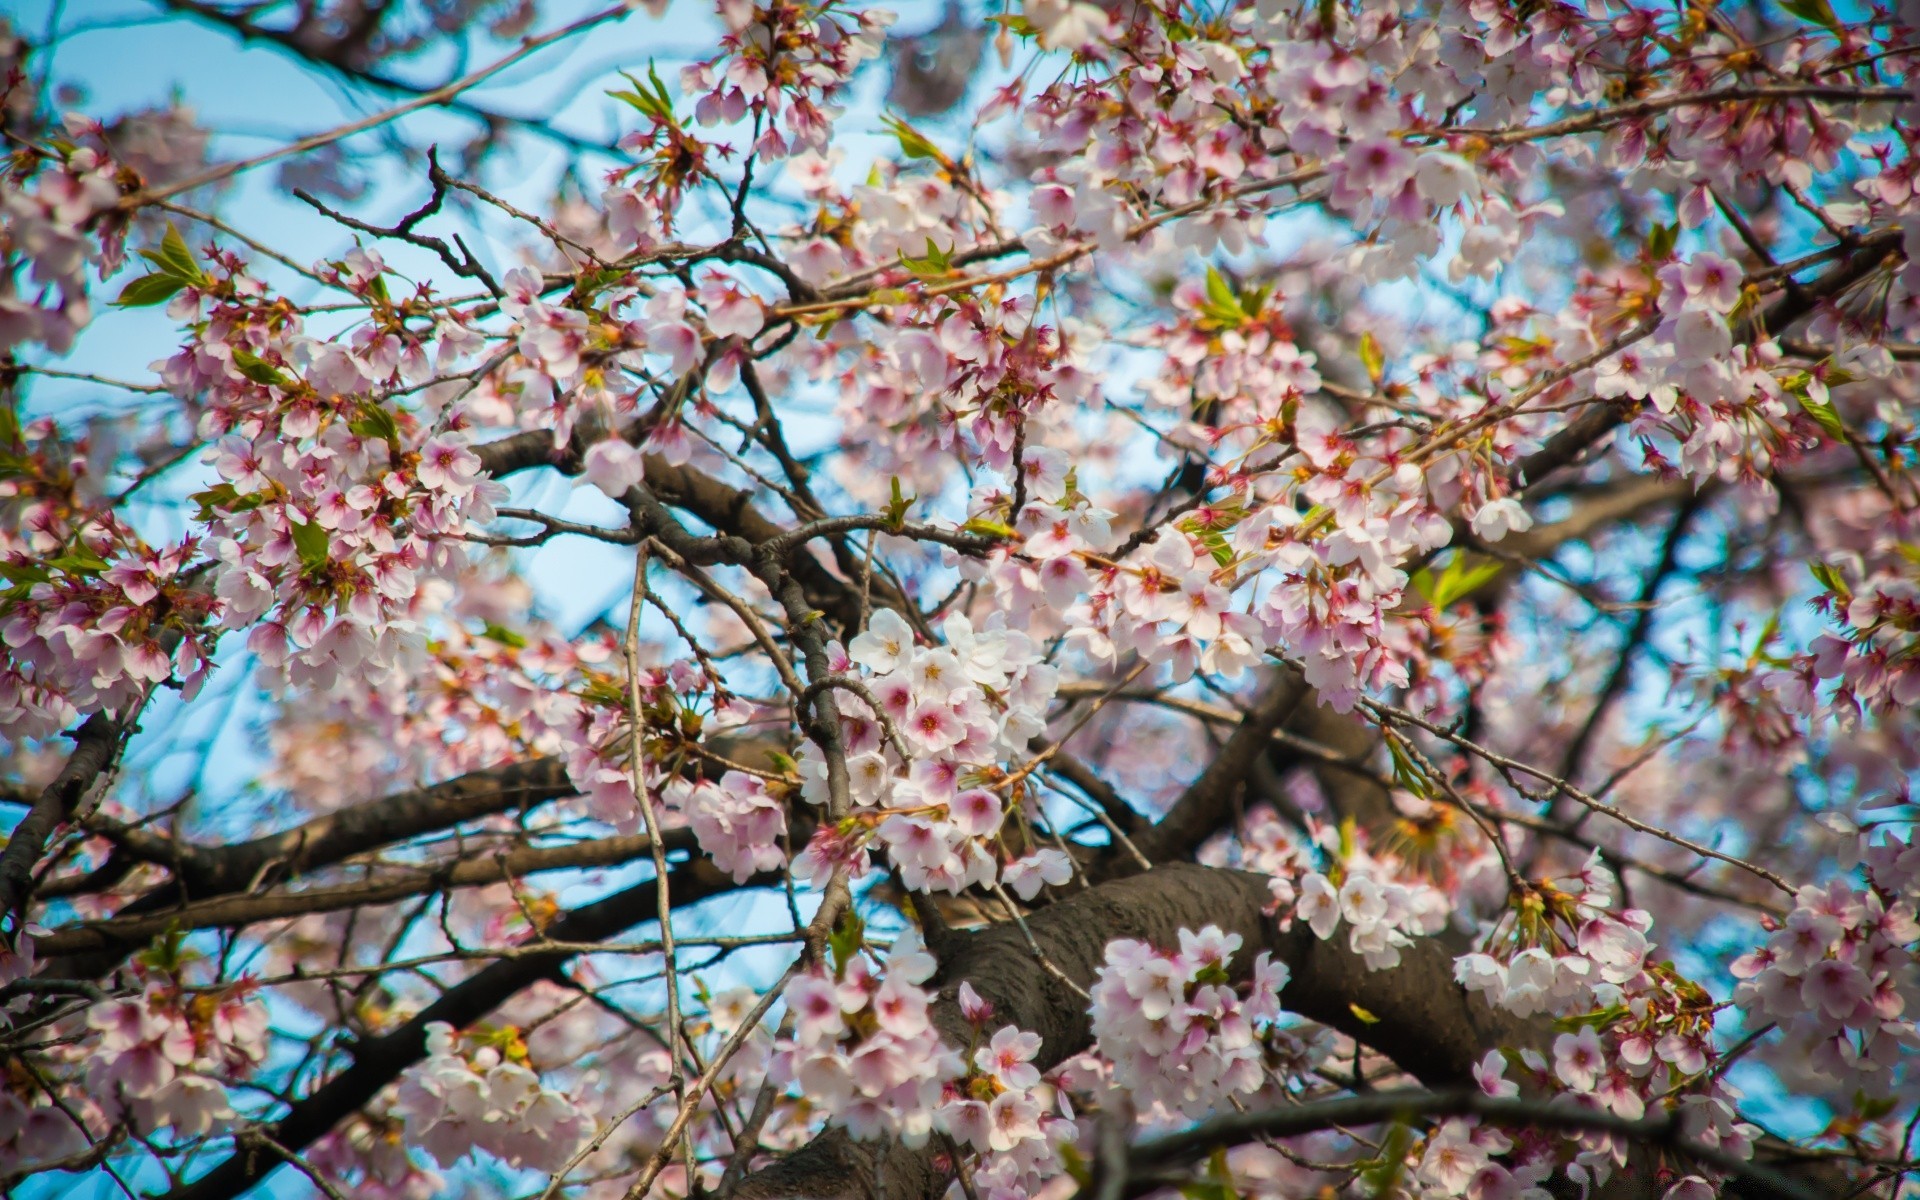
[
  {"x1": 582, "y1": 437, "x2": 645, "y2": 498},
  {"x1": 1469, "y1": 497, "x2": 1533, "y2": 542}
]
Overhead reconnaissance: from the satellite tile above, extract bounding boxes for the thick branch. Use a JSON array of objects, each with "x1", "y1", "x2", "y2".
[
  {"x1": 1112, "y1": 1089, "x2": 1820, "y2": 1200},
  {"x1": 1125, "y1": 671, "x2": 1309, "y2": 867},
  {"x1": 32, "y1": 831, "x2": 691, "y2": 957},
  {"x1": 1, "y1": 713, "x2": 122, "y2": 933}
]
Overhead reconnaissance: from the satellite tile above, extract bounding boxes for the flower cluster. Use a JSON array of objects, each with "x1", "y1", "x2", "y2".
[
  {"x1": 81, "y1": 976, "x2": 268, "y2": 1139},
  {"x1": 768, "y1": 929, "x2": 959, "y2": 1145},
  {"x1": 1731, "y1": 869, "x2": 1919, "y2": 1084},
  {"x1": 936, "y1": 1004, "x2": 1076, "y2": 1200},
  {"x1": 0, "y1": 1086, "x2": 88, "y2": 1175},
  {"x1": 1263, "y1": 819, "x2": 1451, "y2": 970},
  {"x1": 685, "y1": 769, "x2": 789, "y2": 883},
  {"x1": 392, "y1": 1021, "x2": 592, "y2": 1173},
  {"x1": 1453, "y1": 852, "x2": 1653, "y2": 1021},
  {"x1": 0, "y1": 137, "x2": 124, "y2": 354},
  {"x1": 1088, "y1": 925, "x2": 1288, "y2": 1120},
  {"x1": 309, "y1": 1114, "x2": 444, "y2": 1200},
  {"x1": 788, "y1": 607, "x2": 1059, "y2": 895}
]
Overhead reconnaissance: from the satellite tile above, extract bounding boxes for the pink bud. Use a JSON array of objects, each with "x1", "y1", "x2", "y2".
[{"x1": 958, "y1": 981, "x2": 993, "y2": 1025}]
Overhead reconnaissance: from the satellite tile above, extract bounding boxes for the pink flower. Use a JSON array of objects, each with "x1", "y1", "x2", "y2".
[
  {"x1": 697, "y1": 271, "x2": 765, "y2": 340},
  {"x1": 1552, "y1": 1026, "x2": 1606, "y2": 1092},
  {"x1": 416, "y1": 436, "x2": 480, "y2": 495},
  {"x1": 947, "y1": 788, "x2": 1003, "y2": 838},
  {"x1": 785, "y1": 972, "x2": 847, "y2": 1045},
  {"x1": 957, "y1": 981, "x2": 994, "y2": 1025},
  {"x1": 904, "y1": 700, "x2": 965, "y2": 753},
  {"x1": 985, "y1": 1089, "x2": 1041, "y2": 1152},
  {"x1": 1474, "y1": 1049, "x2": 1519, "y2": 1098},
  {"x1": 1002, "y1": 849, "x2": 1074, "y2": 900},
  {"x1": 1801, "y1": 958, "x2": 1870, "y2": 1020},
  {"x1": 582, "y1": 438, "x2": 646, "y2": 499},
  {"x1": 975, "y1": 1026, "x2": 1042, "y2": 1090}
]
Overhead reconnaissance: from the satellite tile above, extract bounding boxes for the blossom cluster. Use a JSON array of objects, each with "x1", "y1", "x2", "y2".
[
  {"x1": 936, "y1": 997, "x2": 1076, "y2": 1200},
  {"x1": 392, "y1": 1021, "x2": 593, "y2": 1173},
  {"x1": 1088, "y1": 925, "x2": 1288, "y2": 1120},
  {"x1": 79, "y1": 976, "x2": 268, "y2": 1140},
  {"x1": 788, "y1": 607, "x2": 1060, "y2": 896},
  {"x1": 0, "y1": 135, "x2": 124, "y2": 354},
  {"x1": 1453, "y1": 852, "x2": 1653, "y2": 1021},
  {"x1": 1731, "y1": 861, "x2": 1920, "y2": 1084},
  {"x1": 768, "y1": 929, "x2": 959, "y2": 1145},
  {"x1": 1254, "y1": 818, "x2": 1452, "y2": 970}
]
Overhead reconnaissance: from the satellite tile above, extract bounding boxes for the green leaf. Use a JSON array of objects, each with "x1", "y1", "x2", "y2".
[
  {"x1": 647, "y1": 61, "x2": 675, "y2": 111},
  {"x1": 961, "y1": 517, "x2": 1016, "y2": 539},
  {"x1": 828, "y1": 907, "x2": 866, "y2": 978},
  {"x1": 135, "y1": 922, "x2": 200, "y2": 973},
  {"x1": 881, "y1": 114, "x2": 945, "y2": 162},
  {"x1": 1385, "y1": 736, "x2": 1427, "y2": 797},
  {"x1": 1198, "y1": 527, "x2": 1234, "y2": 568},
  {"x1": 1417, "y1": 553, "x2": 1504, "y2": 611},
  {"x1": 1358, "y1": 1119, "x2": 1412, "y2": 1196},
  {"x1": 1780, "y1": 0, "x2": 1841, "y2": 31},
  {"x1": 610, "y1": 65, "x2": 677, "y2": 123},
  {"x1": 348, "y1": 402, "x2": 401, "y2": 446},
  {"x1": 1853, "y1": 1090, "x2": 1900, "y2": 1121},
  {"x1": 189, "y1": 483, "x2": 238, "y2": 522},
  {"x1": 1178, "y1": 1148, "x2": 1241, "y2": 1199},
  {"x1": 0, "y1": 560, "x2": 51, "y2": 587},
  {"x1": 138, "y1": 222, "x2": 205, "y2": 284},
  {"x1": 1796, "y1": 392, "x2": 1847, "y2": 441},
  {"x1": 1055, "y1": 1143, "x2": 1092, "y2": 1188},
  {"x1": 1200, "y1": 265, "x2": 1247, "y2": 325},
  {"x1": 114, "y1": 273, "x2": 189, "y2": 308},
  {"x1": 1645, "y1": 221, "x2": 1678, "y2": 262},
  {"x1": 48, "y1": 548, "x2": 110, "y2": 576},
  {"x1": 1358, "y1": 331, "x2": 1385, "y2": 384},
  {"x1": 481, "y1": 621, "x2": 529, "y2": 649},
  {"x1": 290, "y1": 518, "x2": 331, "y2": 573},
  {"x1": 883, "y1": 476, "x2": 917, "y2": 530},
  {"x1": 899, "y1": 238, "x2": 953, "y2": 279},
  {"x1": 231, "y1": 348, "x2": 294, "y2": 389},
  {"x1": 1809, "y1": 559, "x2": 1851, "y2": 600}
]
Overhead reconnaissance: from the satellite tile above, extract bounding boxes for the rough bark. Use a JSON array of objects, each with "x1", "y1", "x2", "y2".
[{"x1": 0, "y1": 712, "x2": 122, "y2": 932}]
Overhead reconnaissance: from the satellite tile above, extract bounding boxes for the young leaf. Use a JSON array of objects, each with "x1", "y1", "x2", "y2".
[
  {"x1": 881, "y1": 114, "x2": 945, "y2": 163},
  {"x1": 348, "y1": 402, "x2": 401, "y2": 446},
  {"x1": 828, "y1": 907, "x2": 866, "y2": 978},
  {"x1": 898, "y1": 238, "x2": 953, "y2": 278},
  {"x1": 138, "y1": 222, "x2": 205, "y2": 284},
  {"x1": 1358, "y1": 331, "x2": 1385, "y2": 384},
  {"x1": 1779, "y1": 0, "x2": 1841, "y2": 32},
  {"x1": 1808, "y1": 559, "x2": 1851, "y2": 600},
  {"x1": 1645, "y1": 221, "x2": 1678, "y2": 262},
  {"x1": 114, "y1": 273, "x2": 189, "y2": 308},
  {"x1": 884, "y1": 476, "x2": 917, "y2": 529},
  {"x1": 290, "y1": 518, "x2": 331, "y2": 573},
  {"x1": 231, "y1": 348, "x2": 294, "y2": 389},
  {"x1": 1796, "y1": 392, "x2": 1847, "y2": 442},
  {"x1": 482, "y1": 621, "x2": 529, "y2": 649},
  {"x1": 1417, "y1": 553, "x2": 1504, "y2": 611},
  {"x1": 1200, "y1": 265, "x2": 1247, "y2": 325}
]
